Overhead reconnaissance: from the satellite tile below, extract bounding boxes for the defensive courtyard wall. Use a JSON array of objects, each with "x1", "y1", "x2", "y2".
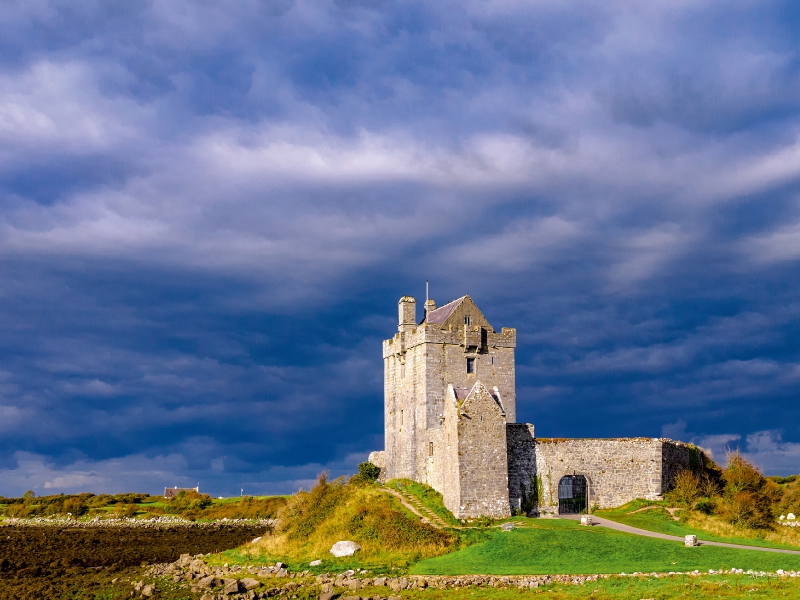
[{"x1": 506, "y1": 433, "x2": 701, "y2": 512}]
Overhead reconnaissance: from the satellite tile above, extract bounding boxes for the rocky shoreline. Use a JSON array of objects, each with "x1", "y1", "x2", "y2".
[{"x1": 139, "y1": 554, "x2": 800, "y2": 600}]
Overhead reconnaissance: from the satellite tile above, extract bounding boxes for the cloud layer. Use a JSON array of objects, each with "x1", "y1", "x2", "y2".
[{"x1": 1, "y1": 0, "x2": 800, "y2": 495}]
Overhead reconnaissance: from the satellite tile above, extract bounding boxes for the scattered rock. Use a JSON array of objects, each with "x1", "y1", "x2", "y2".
[
  {"x1": 223, "y1": 578, "x2": 240, "y2": 594},
  {"x1": 309, "y1": 559, "x2": 322, "y2": 567},
  {"x1": 141, "y1": 583, "x2": 155, "y2": 597},
  {"x1": 684, "y1": 535, "x2": 698, "y2": 547},
  {"x1": 319, "y1": 589, "x2": 335, "y2": 600},
  {"x1": 501, "y1": 522, "x2": 515, "y2": 531},
  {"x1": 580, "y1": 516, "x2": 593, "y2": 526},
  {"x1": 330, "y1": 541, "x2": 361, "y2": 557},
  {"x1": 251, "y1": 537, "x2": 262, "y2": 543},
  {"x1": 240, "y1": 577, "x2": 261, "y2": 590}
]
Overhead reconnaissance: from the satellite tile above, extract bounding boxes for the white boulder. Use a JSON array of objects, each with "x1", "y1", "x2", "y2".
[
  {"x1": 330, "y1": 541, "x2": 361, "y2": 557},
  {"x1": 309, "y1": 559, "x2": 322, "y2": 566},
  {"x1": 684, "y1": 535, "x2": 698, "y2": 547},
  {"x1": 788, "y1": 513, "x2": 796, "y2": 521}
]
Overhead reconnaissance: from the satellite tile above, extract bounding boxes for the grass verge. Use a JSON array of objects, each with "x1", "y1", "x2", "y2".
[{"x1": 595, "y1": 503, "x2": 800, "y2": 551}]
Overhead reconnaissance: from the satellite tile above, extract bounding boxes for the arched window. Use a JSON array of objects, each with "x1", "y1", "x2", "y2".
[{"x1": 558, "y1": 475, "x2": 587, "y2": 514}]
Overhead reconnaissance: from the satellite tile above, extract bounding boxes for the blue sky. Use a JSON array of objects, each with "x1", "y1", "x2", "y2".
[{"x1": 1, "y1": 0, "x2": 800, "y2": 497}]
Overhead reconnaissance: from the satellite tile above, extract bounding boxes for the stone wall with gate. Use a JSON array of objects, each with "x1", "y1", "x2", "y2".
[{"x1": 507, "y1": 436, "x2": 701, "y2": 512}]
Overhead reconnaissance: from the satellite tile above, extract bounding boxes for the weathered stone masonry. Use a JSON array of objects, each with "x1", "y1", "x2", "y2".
[{"x1": 372, "y1": 294, "x2": 706, "y2": 519}]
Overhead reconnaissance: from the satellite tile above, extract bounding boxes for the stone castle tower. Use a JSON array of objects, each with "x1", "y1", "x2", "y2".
[
  {"x1": 374, "y1": 294, "x2": 707, "y2": 520},
  {"x1": 381, "y1": 295, "x2": 517, "y2": 518}
]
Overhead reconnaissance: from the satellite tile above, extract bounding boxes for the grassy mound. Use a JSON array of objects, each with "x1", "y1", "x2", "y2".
[
  {"x1": 242, "y1": 474, "x2": 457, "y2": 569},
  {"x1": 412, "y1": 518, "x2": 800, "y2": 575}
]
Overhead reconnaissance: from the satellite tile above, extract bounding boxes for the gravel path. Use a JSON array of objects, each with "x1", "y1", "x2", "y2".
[{"x1": 559, "y1": 514, "x2": 800, "y2": 555}]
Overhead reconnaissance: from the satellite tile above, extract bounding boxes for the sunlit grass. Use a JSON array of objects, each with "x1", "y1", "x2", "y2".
[
  {"x1": 595, "y1": 502, "x2": 800, "y2": 550},
  {"x1": 412, "y1": 518, "x2": 800, "y2": 575}
]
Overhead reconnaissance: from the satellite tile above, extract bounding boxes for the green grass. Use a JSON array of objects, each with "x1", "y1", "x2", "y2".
[
  {"x1": 595, "y1": 506, "x2": 800, "y2": 551},
  {"x1": 387, "y1": 479, "x2": 461, "y2": 526},
  {"x1": 412, "y1": 518, "x2": 800, "y2": 575}
]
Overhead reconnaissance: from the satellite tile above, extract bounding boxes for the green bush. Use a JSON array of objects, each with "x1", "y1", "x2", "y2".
[
  {"x1": 351, "y1": 462, "x2": 381, "y2": 485},
  {"x1": 719, "y1": 451, "x2": 780, "y2": 529},
  {"x1": 63, "y1": 497, "x2": 88, "y2": 516},
  {"x1": 666, "y1": 470, "x2": 703, "y2": 506}
]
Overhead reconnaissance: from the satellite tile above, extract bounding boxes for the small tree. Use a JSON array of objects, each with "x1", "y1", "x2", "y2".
[
  {"x1": 351, "y1": 462, "x2": 381, "y2": 485},
  {"x1": 719, "y1": 450, "x2": 776, "y2": 529},
  {"x1": 667, "y1": 470, "x2": 703, "y2": 506},
  {"x1": 723, "y1": 450, "x2": 764, "y2": 497},
  {"x1": 63, "y1": 497, "x2": 88, "y2": 516}
]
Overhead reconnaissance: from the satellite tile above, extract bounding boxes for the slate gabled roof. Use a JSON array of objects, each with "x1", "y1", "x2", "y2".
[{"x1": 423, "y1": 296, "x2": 466, "y2": 325}]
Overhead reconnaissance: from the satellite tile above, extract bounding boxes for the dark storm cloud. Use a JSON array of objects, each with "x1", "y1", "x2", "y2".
[{"x1": 1, "y1": 0, "x2": 800, "y2": 495}]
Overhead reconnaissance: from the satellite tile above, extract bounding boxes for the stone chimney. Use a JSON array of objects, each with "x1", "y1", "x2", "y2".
[
  {"x1": 398, "y1": 296, "x2": 416, "y2": 333},
  {"x1": 424, "y1": 298, "x2": 436, "y2": 319}
]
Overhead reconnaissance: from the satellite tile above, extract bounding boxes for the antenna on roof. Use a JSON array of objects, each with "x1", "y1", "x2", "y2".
[{"x1": 425, "y1": 280, "x2": 429, "y2": 319}]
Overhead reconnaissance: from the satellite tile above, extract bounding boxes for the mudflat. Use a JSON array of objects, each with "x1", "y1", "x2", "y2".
[{"x1": 0, "y1": 523, "x2": 265, "y2": 599}]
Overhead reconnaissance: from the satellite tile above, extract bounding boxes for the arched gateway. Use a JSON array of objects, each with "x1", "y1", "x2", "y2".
[{"x1": 558, "y1": 475, "x2": 587, "y2": 514}]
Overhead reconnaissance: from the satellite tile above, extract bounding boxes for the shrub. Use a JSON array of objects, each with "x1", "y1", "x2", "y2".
[
  {"x1": 718, "y1": 451, "x2": 777, "y2": 529},
  {"x1": 695, "y1": 497, "x2": 717, "y2": 515},
  {"x1": 351, "y1": 462, "x2": 381, "y2": 485},
  {"x1": 721, "y1": 491, "x2": 774, "y2": 529},
  {"x1": 63, "y1": 497, "x2": 88, "y2": 516},
  {"x1": 666, "y1": 470, "x2": 702, "y2": 506},
  {"x1": 723, "y1": 450, "x2": 764, "y2": 496}
]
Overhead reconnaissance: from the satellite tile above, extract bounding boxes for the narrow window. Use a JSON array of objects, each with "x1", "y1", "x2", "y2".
[
  {"x1": 464, "y1": 315, "x2": 471, "y2": 326},
  {"x1": 400, "y1": 409, "x2": 404, "y2": 427},
  {"x1": 491, "y1": 356, "x2": 494, "y2": 365},
  {"x1": 401, "y1": 363, "x2": 405, "y2": 378},
  {"x1": 429, "y1": 442, "x2": 434, "y2": 457},
  {"x1": 466, "y1": 358, "x2": 475, "y2": 374}
]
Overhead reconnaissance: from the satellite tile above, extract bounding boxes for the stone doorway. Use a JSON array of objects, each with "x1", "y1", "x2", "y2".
[{"x1": 558, "y1": 475, "x2": 587, "y2": 514}]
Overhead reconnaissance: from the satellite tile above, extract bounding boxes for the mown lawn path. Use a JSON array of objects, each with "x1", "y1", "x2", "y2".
[{"x1": 560, "y1": 515, "x2": 800, "y2": 555}]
